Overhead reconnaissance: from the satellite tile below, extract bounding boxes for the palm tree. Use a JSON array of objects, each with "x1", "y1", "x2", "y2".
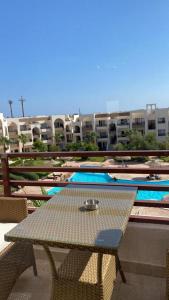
[
  {"x1": 53, "y1": 133, "x2": 64, "y2": 150},
  {"x1": 19, "y1": 96, "x2": 26, "y2": 117},
  {"x1": 0, "y1": 136, "x2": 11, "y2": 152},
  {"x1": 18, "y1": 134, "x2": 28, "y2": 152}
]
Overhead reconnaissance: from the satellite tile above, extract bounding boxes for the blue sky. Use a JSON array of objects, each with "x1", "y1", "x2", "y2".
[{"x1": 0, "y1": 0, "x2": 169, "y2": 117}]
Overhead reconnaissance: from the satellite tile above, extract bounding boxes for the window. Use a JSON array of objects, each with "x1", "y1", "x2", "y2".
[
  {"x1": 158, "y1": 129, "x2": 166, "y2": 136},
  {"x1": 158, "y1": 117, "x2": 165, "y2": 124},
  {"x1": 148, "y1": 120, "x2": 156, "y2": 130}
]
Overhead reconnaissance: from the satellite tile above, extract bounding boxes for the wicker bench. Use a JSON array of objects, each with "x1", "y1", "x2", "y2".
[
  {"x1": 45, "y1": 248, "x2": 116, "y2": 300},
  {"x1": 0, "y1": 197, "x2": 37, "y2": 300}
]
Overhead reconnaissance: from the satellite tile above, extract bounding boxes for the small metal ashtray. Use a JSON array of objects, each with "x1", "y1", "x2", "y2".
[{"x1": 84, "y1": 199, "x2": 99, "y2": 211}]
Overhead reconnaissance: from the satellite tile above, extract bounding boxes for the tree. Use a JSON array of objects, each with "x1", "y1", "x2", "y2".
[
  {"x1": 53, "y1": 133, "x2": 64, "y2": 150},
  {"x1": 84, "y1": 132, "x2": 97, "y2": 144},
  {"x1": 144, "y1": 132, "x2": 158, "y2": 150},
  {"x1": 0, "y1": 136, "x2": 11, "y2": 152},
  {"x1": 126, "y1": 130, "x2": 145, "y2": 150},
  {"x1": 18, "y1": 134, "x2": 28, "y2": 152},
  {"x1": 125, "y1": 130, "x2": 159, "y2": 150},
  {"x1": 33, "y1": 139, "x2": 47, "y2": 152}
]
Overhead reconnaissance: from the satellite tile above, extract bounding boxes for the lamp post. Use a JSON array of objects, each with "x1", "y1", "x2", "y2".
[{"x1": 19, "y1": 96, "x2": 26, "y2": 117}]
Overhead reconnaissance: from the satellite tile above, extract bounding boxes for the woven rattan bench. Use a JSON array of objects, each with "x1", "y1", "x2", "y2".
[
  {"x1": 45, "y1": 248, "x2": 116, "y2": 300},
  {"x1": 0, "y1": 197, "x2": 37, "y2": 300}
]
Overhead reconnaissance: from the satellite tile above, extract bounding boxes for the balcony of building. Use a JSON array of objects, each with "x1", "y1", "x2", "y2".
[
  {"x1": 74, "y1": 125, "x2": 81, "y2": 134},
  {"x1": 41, "y1": 134, "x2": 52, "y2": 143},
  {"x1": 40, "y1": 123, "x2": 51, "y2": 131},
  {"x1": 54, "y1": 119, "x2": 64, "y2": 131},
  {"x1": 96, "y1": 121, "x2": 108, "y2": 129},
  {"x1": 20, "y1": 125, "x2": 31, "y2": 132},
  {"x1": 82, "y1": 121, "x2": 93, "y2": 130},
  {"x1": 9, "y1": 221, "x2": 167, "y2": 300},
  {"x1": 65, "y1": 125, "x2": 72, "y2": 133},
  {"x1": 117, "y1": 119, "x2": 130, "y2": 127},
  {"x1": 97, "y1": 133, "x2": 108, "y2": 140},
  {"x1": 132, "y1": 118, "x2": 145, "y2": 129},
  {"x1": 0, "y1": 150, "x2": 169, "y2": 300},
  {"x1": 117, "y1": 131, "x2": 128, "y2": 138}
]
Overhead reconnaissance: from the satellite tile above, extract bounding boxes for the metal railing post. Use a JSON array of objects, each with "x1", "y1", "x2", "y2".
[{"x1": 1, "y1": 154, "x2": 11, "y2": 196}]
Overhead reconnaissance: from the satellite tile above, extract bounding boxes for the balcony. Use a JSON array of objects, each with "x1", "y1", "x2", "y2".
[
  {"x1": 132, "y1": 121, "x2": 145, "y2": 127},
  {"x1": 117, "y1": 121, "x2": 130, "y2": 127},
  {"x1": 1, "y1": 150, "x2": 169, "y2": 299},
  {"x1": 41, "y1": 125, "x2": 51, "y2": 130},
  {"x1": 96, "y1": 124, "x2": 107, "y2": 128},
  {"x1": 10, "y1": 222, "x2": 167, "y2": 299},
  {"x1": 82, "y1": 124, "x2": 93, "y2": 130},
  {"x1": 20, "y1": 126, "x2": 31, "y2": 132},
  {"x1": 55, "y1": 127, "x2": 64, "y2": 133},
  {"x1": 98, "y1": 134, "x2": 108, "y2": 139}
]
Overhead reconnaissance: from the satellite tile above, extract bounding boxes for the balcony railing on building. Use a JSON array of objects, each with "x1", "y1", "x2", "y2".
[
  {"x1": 117, "y1": 120, "x2": 130, "y2": 126},
  {"x1": 82, "y1": 124, "x2": 93, "y2": 130},
  {"x1": 20, "y1": 125, "x2": 31, "y2": 131}
]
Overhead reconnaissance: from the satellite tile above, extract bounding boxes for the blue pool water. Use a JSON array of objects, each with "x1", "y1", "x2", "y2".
[
  {"x1": 47, "y1": 172, "x2": 169, "y2": 201},
  {"x1": 47, "y1": 187, "x2": 63, "y2": 195}
]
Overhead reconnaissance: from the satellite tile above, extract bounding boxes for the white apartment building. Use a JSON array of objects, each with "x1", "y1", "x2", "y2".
[{"x1": 0, "y1": 104, "x2": 169, "y2": 152}]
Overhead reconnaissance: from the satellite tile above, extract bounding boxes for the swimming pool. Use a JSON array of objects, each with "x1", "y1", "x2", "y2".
[{"x1": 47, "y1": 172, "x2": 169, "y2": 201}]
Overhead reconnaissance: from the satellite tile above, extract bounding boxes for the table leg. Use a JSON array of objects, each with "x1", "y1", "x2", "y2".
[
  {"x1": 115, "y1": 254, "x2": 126, "y2": 283},
  {"x1": 97, "y1": 253, "x2": 103, "y2": 284},
  {"x1": 43, "y1": 245, "x2": 58, "y2": 300}
]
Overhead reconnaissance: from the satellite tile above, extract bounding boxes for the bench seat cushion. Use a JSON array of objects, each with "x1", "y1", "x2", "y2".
[{"x1": 0, "y1": 223, "x2": 17, "y2": 253}]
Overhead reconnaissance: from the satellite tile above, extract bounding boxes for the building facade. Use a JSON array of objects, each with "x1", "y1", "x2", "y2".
[{"x1": 0, "y1": 104, "x2": 169, "y2": 152}]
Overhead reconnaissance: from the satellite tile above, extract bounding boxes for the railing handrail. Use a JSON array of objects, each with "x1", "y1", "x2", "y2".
[
  {"x1": 0, "y1": 149, "x2": 168, "y2": 158},
  {"x1": 1, "y1": 150, "x2": 169, "y2": 219}
]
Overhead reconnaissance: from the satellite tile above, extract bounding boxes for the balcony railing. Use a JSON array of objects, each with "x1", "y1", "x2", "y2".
[
  {"x1": 132, "y1": 122, "x2": 145, "y2": 126},
  {"x1": 96, "y1": 124, "x2": 107, "y2": 128},
  {"x1": 117, "y1": 119, "x2": 130, "y2": 126},
  {"x1": 98, "y1": 135, "x2": 108, "y2": 139},
  {"x1": 1, "y1": 150, "x2": 169, "y2": 224},
  {"x1": 82, "y1": 125, "x2": 93, "y2": 130}
]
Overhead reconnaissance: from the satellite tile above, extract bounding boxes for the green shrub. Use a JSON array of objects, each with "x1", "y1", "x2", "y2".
[
  {"x1": 10, "y1": 173, "x2": 25, "y2": 180},
  {"x1": 32, "y1": 187, "x2": 47, "y2": 207},
  {"x1": 131, "y1": 157, "x2": 148, "y2": 163},
  {"x1": 32, "y1": 200, "x2": 46, "y2": 207},
  {"x1": 161, "y1": 156, "x2": 169, "y2": 162},
  {"x1": 14, "y1": 172, "x2": 39, "y2": 180},
  {"x1": 88, "y1": 157, "x2": 105, "y2": 162},
  {"x1": 36, "y1": 172, "x2": 49, "y2": 178}
]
